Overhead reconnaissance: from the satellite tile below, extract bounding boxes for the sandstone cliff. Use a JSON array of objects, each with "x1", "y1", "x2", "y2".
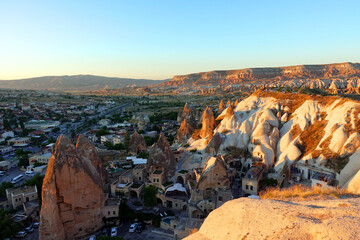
[
  {"x1": 39, "y1": 135, "x2": 105, "y2": 240},
  {"x1": 163, "y1": 62, "x2": 360, "y2": 87},
  {"x1": 186, "y1": 197, "x2": 360, "y2": 240}
]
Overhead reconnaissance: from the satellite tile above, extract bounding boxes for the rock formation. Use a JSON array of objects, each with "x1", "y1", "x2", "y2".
[
  {"x1": 147, "y1": 133, "x2": 176, "y2": 180},
  {"x1": 39, "y1": 135, "x2": 105, "y2": 240},
  {"x1": 177, "y1": 102, "x2": 195, "y2": 124},
  {"x1": 128, "y1": 131, "x2": 147, "y2": 154},
  {"x1": 199, "y1": 107, "x2": 215, "y2": 139},
  {"x1": 196, "y1": 156, "x2": 231, "y2": 191},
  {"x1": 186, "y1": 197, "x2": 360, "y2": 240},
  {"x1": 163, "y1": 62, "x2": 360, "y2": 87},
  {"x1": 205, "y1": 133, "x2": 222, "y2": 155},
  {"x1": 174, "y1": 119, "x2": 194, "y2": 145},
  {"x1": 186, "y1": 92, "x2": 360, "y2": 192},
  {"x1": 217, "y1": 99, "x2": 226, "y2": 115}
]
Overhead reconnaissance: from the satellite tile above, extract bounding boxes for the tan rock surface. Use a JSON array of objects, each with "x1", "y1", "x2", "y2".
[
  {"x1": 128, "y1": 131, "x2": 147, "y2": 154},
  {"x1": 147, "y1": 133, "x2": 176, "y2": 180},
  {"x1": 186, "y1": 197, "x2": 360, "y2": 240},
  {"x1": 200, "y1": 107, "x2": 215, "y2": 139},
  {"x1": 174, "y1": 119, "x2": 194, "y2": 144},
  {"x1": 217, "y1": 99, "x2": 226, "y2": 115},
  {"x1": 39, "y1": 135, "x2": 105, "y2": 240}
]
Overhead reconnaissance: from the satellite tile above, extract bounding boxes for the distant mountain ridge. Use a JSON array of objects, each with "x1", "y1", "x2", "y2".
[
  {"x1": 0, "y1": 75, "x2": 165, "y2": 91},
  {"x1": 163, "y1": 62, "x2": 360, "y2": 86}
]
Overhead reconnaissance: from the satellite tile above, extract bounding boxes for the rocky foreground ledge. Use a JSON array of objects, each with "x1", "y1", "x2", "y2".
[{"x1": 185, "y1": 197, "x2": 360, "y2": 240}]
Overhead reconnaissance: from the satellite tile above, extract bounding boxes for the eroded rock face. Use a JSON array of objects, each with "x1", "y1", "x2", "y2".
[
  {"x1": 200, "y1": 107, "x2": 215, "y2": 139},
  {"x1": 217, "y1": 99, "x2": 226, "y2": 115},
  {"x1": 174, "y1": 119, "x2": 194, "y2": 144},
  {"x1": 186, "y1": 197, "x2": 360, "y2": 240},
  {"x1": 39, "y1": 135, "x2": 105, "y2": 240},
  {"x1": 147, "y1": 133, "x2": 176, "y2": 180},
  {"x1": 128, "y1": 131, "x2": 147, "y2": 154},
  {"x1": 178, "y1": 103, "x2": 195, "y2": 124},
  {"x1": 205, "y1": 132, "x2": 223, "y2": 155}
]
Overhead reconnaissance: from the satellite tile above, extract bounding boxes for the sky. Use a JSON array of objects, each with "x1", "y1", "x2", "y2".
[{"x1": 0, "y1": 0, "x2": 359, "y2": 80}]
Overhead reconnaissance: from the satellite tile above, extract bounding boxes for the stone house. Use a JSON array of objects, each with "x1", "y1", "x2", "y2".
[
  {"x1": 5, "y1": 185, "x2": 38, "y2": 209},
  {"x1": 242, "y1": 166, "x2": 264, "y2": 195}
]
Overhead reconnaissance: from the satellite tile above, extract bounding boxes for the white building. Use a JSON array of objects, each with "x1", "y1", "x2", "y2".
[
  {"x1": 0, "y1": 145, "x2": 13, "y2": 154},
  {"x1": 24, "y1": 120, "x2": 60, "y2": 129},
  {"x1": 1, "y1": 131, "x2": 14, "y2": 139},
  {"x1": 7, "y1": 137, "x2": 31, "y2": 147}
]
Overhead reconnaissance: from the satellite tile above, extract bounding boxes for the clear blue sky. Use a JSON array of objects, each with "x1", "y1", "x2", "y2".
[{"x1": 0, "y1": 0, "x2": 359, "y2": 80}]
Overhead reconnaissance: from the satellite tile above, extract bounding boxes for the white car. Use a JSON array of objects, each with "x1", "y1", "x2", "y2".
[
  {"x1": 111, "y1": 227, "x2": 117, "y2": 237},
  {"x1": 25, "y1": 170, "x2": 35, "y2": 176},
  {"x1": 129, "y1": 223, "x2": 138, "y2": 233},
  {"x1": 0, "y1": 171, "x2": 5, "y2": 176},
  {"x1": 15, "y1": 231, "x2": 27, "y2": 238}
]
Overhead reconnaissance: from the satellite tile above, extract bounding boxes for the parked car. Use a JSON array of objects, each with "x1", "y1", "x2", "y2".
[
  {"x1": 25, "y1": 170, "x2": 35, "y2": 176},
  {"x1": 136, "y1": 222, "x2": 145, "y2": 233},
  {"x1": 0, "y1": 171, "x2": 5, "y2": 176},
  {"x1": 89, "y1": 235, "x2": 96, "y2": 240},
  {"x1": 24, "y1": 226, "x2": 34, "y2": 233},
  {"x1": 32, "y1": 222, "x2": 40, "y2": 228},
  {"x1": 111, "y1": 227, "x2": 117, "y2": 237},
  {"x1": 129, "y1": 223, "x2": 138, "y2": 233},
  {"x1": 15, "y1": 231, "x2": 27, "y2": 238}
]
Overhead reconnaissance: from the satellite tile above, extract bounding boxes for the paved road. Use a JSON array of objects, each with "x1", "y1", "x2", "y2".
[
  {"x1": 124, "y1": 228, "x2": 174, "y2": 240},
  {"x1": 0, "y1": 166, "x2": 31, "y2": 185},
  {"x1": 23, "y1": 228, "x2": 39, "y2": 240}
]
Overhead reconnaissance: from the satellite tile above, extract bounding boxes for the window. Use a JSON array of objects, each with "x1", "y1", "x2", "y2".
[
  {"x1": 246, "y1": 185, "x2": 249, "y2": 190},
  {"x1": 108, "y1": 211, "x2": 110, "y2": 215},
  {"x1": 218, "y1": 196, "x2": 223, "y2": 201},
  {"x1": 153, "y1": 179, "x2": 155, "y2": 182},
  {"x1": 157, "y1": 179, "x2": 159, "y2": 182},
  {"x1": 250, "y1": 186, "x2": 253, "y2": 191},
  {"x1": 113, "y1": 211, "x2": 115, "y2": 215},
  {"x1": 139, "y1": 177, "x2": 141, "y2": 180},
  {"x1": 218, "y1": 182, "x2": 220, "y2": 185}
]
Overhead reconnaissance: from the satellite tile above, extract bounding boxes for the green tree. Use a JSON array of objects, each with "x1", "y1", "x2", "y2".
[
  {"x1": 0, "y1": 181, "x2": 14, "y2": 197},
  {"x1": 124, "y1": 130, "x2": 130, "y2": 150},
  {"x1": 2, "y1": 119, "x2": 11, "y2": 130},
  {"x1": 0, "y1": 209, "x2": 22, "y2": 239},
  {"x1": 23, "y1": 173, "x2": 44, "y2": 206},
  {"x1": 118, "y1": 199, "x2": 135, "y2": 221},
  {"x1": 96, "y1": 126, "x2": 109, "y2": 137},
  {"x1": 142, "y1": 185, "x2": 157, "y2": 207}
]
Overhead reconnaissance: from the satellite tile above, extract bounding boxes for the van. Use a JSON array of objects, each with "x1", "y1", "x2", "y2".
[{"x1": 11, "y1": 174, "x2": 24, "y2": 184}]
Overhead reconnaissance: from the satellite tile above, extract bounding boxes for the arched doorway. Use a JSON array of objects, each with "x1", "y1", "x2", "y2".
[
  {"x1": 156, "y1": 198, "x2": 163, "y2": 206},
  {"x1": 176, "y1": 176, "x2": 184, "y2": 185},
  {"x1": 191, "y1": 210, "x2": 203, "y2": 219},
  {"x1": 129, "y1": 190, "x2": 138, "y2": 199}
]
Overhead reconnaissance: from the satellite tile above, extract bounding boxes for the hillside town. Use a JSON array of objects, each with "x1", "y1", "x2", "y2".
[{"x1": 2, "y1": 86, "x2": 360, "y2": 240}]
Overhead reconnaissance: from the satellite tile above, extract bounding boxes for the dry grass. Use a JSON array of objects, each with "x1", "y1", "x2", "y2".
[
  {"x1": 299, "y1": 120, "x2": 328, "y2": 156},
  {"x1": 290, "y1": 124, "x2": 301, "y2": 140},
  {"x1": 259, "y1": 185, "x2": 355, "y2": 201},
  {"x1": 253, "y1": 90, "x2": 342, "y2": 114}
]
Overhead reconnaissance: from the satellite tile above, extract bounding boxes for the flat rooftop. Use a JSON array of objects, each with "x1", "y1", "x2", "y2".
[{"x1": 7, "y1": 186, "x2": 37, "y2": 196}]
